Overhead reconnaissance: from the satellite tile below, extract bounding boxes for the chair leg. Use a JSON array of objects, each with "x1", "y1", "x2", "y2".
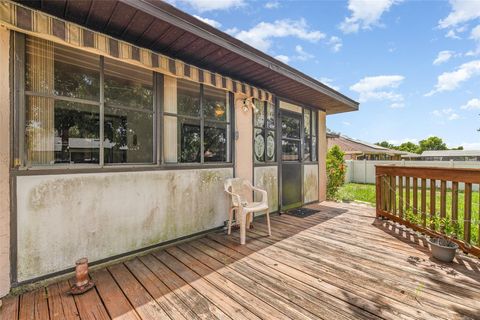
[
  {"x1": 227, "y1": 207, "x2": 234, "y2": 235},
  {"x1": 239, "y1": 210, "x2": 248, "y2": 245},
  {"x1": 266, "y1": 210, "x2": 272, "y2": 236}
]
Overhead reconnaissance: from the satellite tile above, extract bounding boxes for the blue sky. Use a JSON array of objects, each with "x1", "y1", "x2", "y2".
[{"x1": 168, "y1": 0, "x2": 480, "y2": 149}]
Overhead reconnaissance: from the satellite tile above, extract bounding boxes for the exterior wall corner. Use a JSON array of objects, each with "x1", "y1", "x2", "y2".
[
  {"x1": 0, "y1": 25, "x2": 11, "y2": 297},
  {"x1": 318, "y1": 110, "x2": 327, "y2": 202}
]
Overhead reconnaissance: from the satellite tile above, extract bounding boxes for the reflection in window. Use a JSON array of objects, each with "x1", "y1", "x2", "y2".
[
  {"x1": 303, "y1": 110, "x2": 311, "y2": 161},
  {"x1": 254, "y1": 100, "x2": 276, "y2": 163},
  {"x1": 24, "y1": 36, "x2": 156, "y2": 167},
  {"x1": 104, "y1": 58, "x2": 154, "y2": 164},
  {"x1": 104, "y1": 107, "x2": 154, "y2": 164},
  {"x1": 204, "y1": 122, "x2": 229, "y2": 162},
  {"x1": 282, "y1": 140, "x2": 300, "y2": 161},
  {"x1": 281, "y1": 116, "x2": 300, "y2": 139},
  {"x1": 179, "y1": 119, "x2": 201, "y2": 163},
  {"x1": 177, "y1": 79, "x2": 200, "y2": 117},
  {"x1": 26, "y1": 96, "x2": 100, "y2": 165},
  {"x1": 25, "y1": 37, "x2": 101, "y2": 165},
  {"x1": 204, "y1": 86, "x2": 228, "y2": 121},
  {"x1": 163, "y1": 77, "x2": 231, "y2": 163}
]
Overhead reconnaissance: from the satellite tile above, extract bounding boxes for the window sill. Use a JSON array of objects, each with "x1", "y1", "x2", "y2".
[{"x1": 11, "y1": 163, "x2": 234, "y2": 176}]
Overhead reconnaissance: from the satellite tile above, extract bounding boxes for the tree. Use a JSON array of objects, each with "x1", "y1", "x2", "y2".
[
  {"x1": 418, "y1": 136, "x2": 447, "y2": 152},
  {"x1": 397, "y1": 141, "x2": 421, "y2": 154},
  {"x1": 326, "y1": 145, "x2": 346, "y2": 200},
  {"x1": 375, "y1": 141, "x2": 396, "y2": 149}
]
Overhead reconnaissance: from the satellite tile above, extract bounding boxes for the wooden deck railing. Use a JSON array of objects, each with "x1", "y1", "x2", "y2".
[{"x1": 376, "y1": 165, "x2": 480, "y2": 257}]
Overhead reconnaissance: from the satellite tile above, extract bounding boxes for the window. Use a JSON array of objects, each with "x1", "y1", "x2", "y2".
[
  {"x1": 24, "y1": 36, "x2": 155, "y2": 166},
  {"x1": 254, "y1": 100, "x2": 276, "y2": 163},
  {"x1": 163, "y1": 77, "x2": 231, "y2": 163},
  {"x1": 303, "y1": 109, "x2": 317, "y2": 162},
  {"x1": 104, "y1": 58, "x2": 154, "y2": 164},
  {"x1": 25, "y1": 37, "x2": 101, "y2": 165}
]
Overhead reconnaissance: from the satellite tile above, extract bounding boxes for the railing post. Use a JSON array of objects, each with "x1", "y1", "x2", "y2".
[{"x1": 375, "y1": 167, "x2": 381, "y2": 217}]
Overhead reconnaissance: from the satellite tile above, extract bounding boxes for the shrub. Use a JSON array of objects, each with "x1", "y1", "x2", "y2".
[{"x1": 326, "y1": 145, "x2": 346, "y2": 199}]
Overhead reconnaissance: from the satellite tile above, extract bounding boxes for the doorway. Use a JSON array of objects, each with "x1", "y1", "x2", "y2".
[{"x1": 280, "y1": 110, "x2": 302, "y2": 210}]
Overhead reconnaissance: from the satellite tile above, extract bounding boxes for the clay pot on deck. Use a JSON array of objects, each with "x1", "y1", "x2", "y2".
[{"x1": 427, "y1": 237, "x2": 458, "y2": 263}]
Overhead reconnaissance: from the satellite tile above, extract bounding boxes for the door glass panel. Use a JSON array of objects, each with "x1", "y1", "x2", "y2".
[
  {"x1": 281, "y1": 116, "x2": 300, "y2": 138},
  {"x1": 282, "y1": 140, "x2": 300, "y2": 161}
]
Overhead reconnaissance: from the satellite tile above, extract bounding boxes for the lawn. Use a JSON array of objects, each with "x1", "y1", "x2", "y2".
[{"x1": 336, "y1": 183, "x2": 480, "y2": 245}]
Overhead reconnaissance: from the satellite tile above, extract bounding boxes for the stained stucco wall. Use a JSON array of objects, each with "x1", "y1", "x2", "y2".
[
  {"x1": 318, "y1": 111, "x2": 327, "y2": 202},
  {"x1": 16, "y1": 168, "x2": 232, "y2": 282},
  {"x1": 304, "y1": 164, "x2": 319, "y2": 203},
  {"x1": 254, "y1": 166, "x2": 278, "y2": 213},
  {"x1": 0, "y1": 26, "x2": 11, "y2": 298}
]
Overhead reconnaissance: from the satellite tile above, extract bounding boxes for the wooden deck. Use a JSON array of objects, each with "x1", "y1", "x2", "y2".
[{"x1": 1, "y1": 201, "x2": 480, "y2": 320}]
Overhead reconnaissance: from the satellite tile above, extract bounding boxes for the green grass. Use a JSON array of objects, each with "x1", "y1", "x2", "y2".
[{"x1": 335, "y1": 183, "x2": 480, "y2": 245}]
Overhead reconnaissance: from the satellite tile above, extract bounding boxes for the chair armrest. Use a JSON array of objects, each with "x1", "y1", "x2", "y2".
[
  {"x1": 224, "y1": 189, "x2": 243, "y2": 207},
  {"x1": 251, "y1": 186, "x2": 268, "y2": 205}
]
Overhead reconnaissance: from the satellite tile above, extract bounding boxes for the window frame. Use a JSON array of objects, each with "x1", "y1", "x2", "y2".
[
  {"x1": 302, "y1": 107, "x2": 318, "y2": 163},
  {"x1": 253, "y1": 99, "x2": 277, "y2": 165},
  {"x1": 14, "y1": 33, "x2": 234, "y2": 171},
  {"x1": 162, "y1": 80, "x2": 234, "y2": 164}
]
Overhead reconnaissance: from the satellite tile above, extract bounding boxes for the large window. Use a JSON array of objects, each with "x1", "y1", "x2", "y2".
[
  {"x1": 24, "y1": 36, "x2": 154, "y2": 166},
  {"x1": 163, "y1": 77, "x2": 231, "y2": 163},
  {"x1": 254, "y1": 100, "x2": 276, "y2": 163}
]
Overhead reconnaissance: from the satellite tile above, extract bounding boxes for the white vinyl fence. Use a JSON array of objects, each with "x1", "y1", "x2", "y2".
[{"x1": 345, "y1": 160, "x2": 480, "y2": 191}]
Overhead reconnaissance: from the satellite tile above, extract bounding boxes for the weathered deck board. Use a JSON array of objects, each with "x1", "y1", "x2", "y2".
[{"x1": 1, "y1": 202, "x2": 480, "y2": 320}]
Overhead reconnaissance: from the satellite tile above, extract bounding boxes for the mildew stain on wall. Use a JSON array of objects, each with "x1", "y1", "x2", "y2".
[
  {"x1": 254, "y1": 166, "x2": 278, "y2": 213},
  {"x1": 16, "y1": 168, "x2": 232, "y2": 282},
  {"x1": 304, "y1": 164, "x2": 319, "y2": 203}
]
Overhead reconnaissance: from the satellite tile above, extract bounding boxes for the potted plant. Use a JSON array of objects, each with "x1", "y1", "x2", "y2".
[
  {"x1": 427, "y1": 216, "x2": 460, "y2": 263},
  {"x1": 405, "y1": 210, "x2": 459, "y2": 263}
]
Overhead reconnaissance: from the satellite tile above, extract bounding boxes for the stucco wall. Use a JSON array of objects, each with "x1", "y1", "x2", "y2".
[
  {"x1": 16, "y1": 168, "x2": 232, "y2": 282},
  {"x1": 318, "y1": 111, "x2": 327, "y2": 202},
  {"x1": 254, "y1": 166, "x2": 278, "y2": 213},
  {"x1": 234, "y1": 94, "x2": 253, "y2": 201},
  {"x1": 0, "y1": 26, "x2": 10, "y2": 297},
  {"x1": 304, "y1": 164, "x2": 319, "y2": 203}
]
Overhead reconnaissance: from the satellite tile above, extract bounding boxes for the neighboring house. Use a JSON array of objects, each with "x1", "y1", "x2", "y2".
[
  {"x1": 0, "y1": 1, "x2": 358, "y2": 296},
  {"x1": 403, "y1": 150, "x2": 480, "y2": 161},
  {"x1": 327, "y1": 133, "x2": 409, "y2": 160}
]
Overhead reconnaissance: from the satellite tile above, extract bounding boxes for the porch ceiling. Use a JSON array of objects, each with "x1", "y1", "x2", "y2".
[{"x1": 15, "y1": 0, "x2": 359, "y2": 115}]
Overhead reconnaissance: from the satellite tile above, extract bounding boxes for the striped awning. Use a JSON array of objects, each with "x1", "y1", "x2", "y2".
[{"x1": 0, "y1": 1, "x2": 273, "y2": 102}]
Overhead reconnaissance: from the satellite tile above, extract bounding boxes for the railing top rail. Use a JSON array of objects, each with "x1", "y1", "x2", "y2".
[{"x1": 376, "y1": 165, "x2": 480, "y2": 184}]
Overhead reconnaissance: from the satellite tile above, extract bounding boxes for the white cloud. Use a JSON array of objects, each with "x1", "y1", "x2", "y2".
[
  {"x1": 339, "y1": 0, "x2": 402, "y2": 34},
  {"x1": 294, "y1": 45, "x2": 314, "y2": 61},
  {"x1": 390, "y1": 102, "x2": 405, "y2": 109},
  {"x1": 350, "y1": 75, "x2": 405, "y2": 107},
  {"x1": 177, "y1": 0, "x2": 245, "y2": 12},
  {"x1": 274, "y1": 55, "x2": 290, "y2": 64},
  {"x1": 445, "y1": 29, "x2": 461, "y2": 39},
  {"x1": 426, "y1": 60, "x2": 480, "y2": 96},
  {"x1": 224, "y1": 27, "x2": 239, "y2": 35},
  {"x1": 193, "y1": 15, "x2": 222, "y2": 28},
  {"x1": 438, "y1": 0, "x2": 480, "y2": 29},
  {"x1": 328, "y1": 36, "x2": 343, "y2": 52},
  {"x1": 318, "y1": 77, "x2": 340, "y2": 91},
  {"x1": 433, "y1": 50, "x2": 455, "y2": 65},
  {"x1": 265, "y1": 1, "x2": 280, "y2": 9},
  {"x1": 461, "y1": 98, "x2": 480, "y2": 109},
  {"x1": 460, "y1": 142, "x2": 480, "y2": 150},
  {"x1": 342, "y1": 121, "x2": 351, "y2": 126},
  {"x1": 232, "y1": 18, "x2": 325, "y2": 52},
  {"x1": 471, "y1": 25, "x2": 480, "y2": 41},
  {"x1": 432, "y1": 108, "x2": 460, "y2": 120}
]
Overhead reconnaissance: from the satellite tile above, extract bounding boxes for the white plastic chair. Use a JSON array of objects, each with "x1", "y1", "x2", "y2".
[{"x1": 224, "y1": 178, "x2": 271, "y2": 244}]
